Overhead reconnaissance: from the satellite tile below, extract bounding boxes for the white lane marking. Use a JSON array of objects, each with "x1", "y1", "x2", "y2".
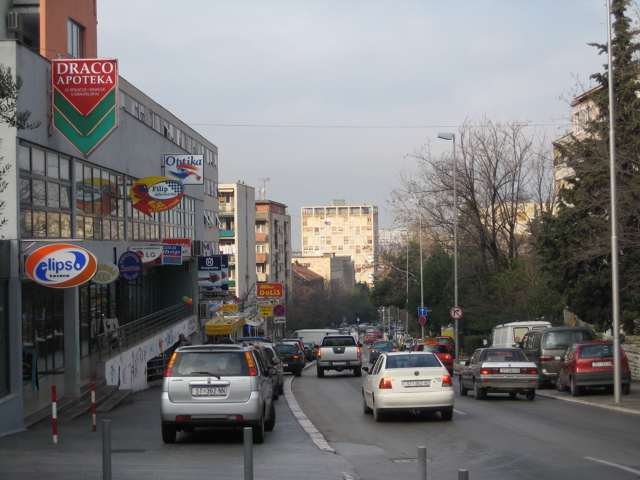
[{"x1": 584, "y1": 457, "x2": 640, "y2": 475}]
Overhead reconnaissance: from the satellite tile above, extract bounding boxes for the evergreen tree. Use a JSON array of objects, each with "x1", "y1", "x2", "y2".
[{"x1": 535, "y1": 0, "x2": 640, "y2": 333}]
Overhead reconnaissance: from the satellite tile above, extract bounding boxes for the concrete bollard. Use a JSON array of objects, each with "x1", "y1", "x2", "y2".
[
  {"x1": 102, "y1": 419, "x2": 111, "y2": 480},
  {"x1": 418, "y1": 446, "x2": 427, "y2": 480},
  {"x1": 459, "y1": 469, "x2": 469, "y2": 480},
  {"x1": 243, "y1": 427, "x2": 253, "y2": 480}
]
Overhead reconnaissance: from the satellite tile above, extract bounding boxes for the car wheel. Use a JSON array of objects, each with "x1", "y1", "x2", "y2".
[
  {"x1": 459, "y1": 376, "x2": 468, "y2": 396},
  {"x1": 161, "y1": 425, "x2": 176, "y2": 444},
  {"x1": 473, "y1": 381, "x2": 485, "y2": 400},
  {"x1": 441, "y1": 410, "x2": 453, "y2": 421},
  {"x1": 622, "y1": 383, "x2": 631, "y2": 395},
  {"x1": 555, "y1": 375, "x2": 567, "y2": 392},
  {"x1": 265, "y1": 402, "x2": 276, "y2": 432},
  {"x1": 252, "y1": 414, "x2": 265, "y2": 444},
  {"x1": 317, "y1": 367, "x2": 324, "y2": 378},
  {"x1": 526, "y1": 390, "x2": 536, "y2": 401},
  {"x1": 354, "y1": 367, "x2": 362, "y2": 377},
  {"x1": 362, "y1": 391, "x2": 372, "y2": 414},
  {"x1": 570, "y1": 377, "x2": 581, "y2": 397},
  {"x1": 373, "y1": 404, "x2": 385, "y2": 422}
]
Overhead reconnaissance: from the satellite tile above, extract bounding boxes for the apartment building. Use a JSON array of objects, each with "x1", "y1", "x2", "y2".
[
  {"x1": 255, "y1": 199, "x2": 292, "y2": 301},
  {"x1": 218, "y1": 183, "x2": 257, "y2": 304},
  {"x1": 292, "y1": 254, "x2": 355, "y2": 293},
  {"x1": 301, "y1": 200, "x2": 378, "y2": 287},
  {"x1": 0, "y1": 1, "x2": 219, "y2": 435}
]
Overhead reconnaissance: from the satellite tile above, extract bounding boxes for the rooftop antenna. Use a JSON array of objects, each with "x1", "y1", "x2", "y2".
[{"x1": 258, "y1": 178, "x2": 269, "y2": 200}]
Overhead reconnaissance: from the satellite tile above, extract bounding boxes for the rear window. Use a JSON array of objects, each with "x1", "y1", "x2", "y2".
[
  {"x1": 276, "y1": 344, "x2": 297, "y2": 354},
  {"x1": 418, "y1": 344, "x2": 448, "y2": 354},
  {"x1": 480, "y1": 349, "x2": 527, "y2": 362},
  {"x1": 172, "y1": 351, "x2": 248, "y2": 376},
  {"x1": 323, "y1": 337, "x2": 356, "y2": 347},
  {"x1": 373, "y1": 341, "x2": 394, "y2": 349},
  {"x1": 579, "y1": 344, "x2": 614, "y2": 359},
  {"x1": 385, "y1": 354, "x2": 441, "y2": 369},
  {"x1": 437, "y1": 338, "x2": 453, "y2": 345},
  {"x1": 543, "y1": 330, "x2": 592, "y2": 350}
]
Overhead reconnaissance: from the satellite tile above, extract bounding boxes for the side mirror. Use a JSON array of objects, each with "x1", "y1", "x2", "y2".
[{"x1": 362, "y1": 366, "x2": 370, "y2": 373}]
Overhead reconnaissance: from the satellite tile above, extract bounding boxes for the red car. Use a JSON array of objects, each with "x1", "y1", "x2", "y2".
[
  {"x1": 411, "y1": 343, "x2": 454, "y2": 375},
  {"x1": 364, "y1": 333, "x2": 379, "y2": 344},
  {"x1": 556, "y1": 341, "x2": 631, "y2": 396},
  {"x1": 434, "y1": 336, "x2": 455, "y2": 357}
]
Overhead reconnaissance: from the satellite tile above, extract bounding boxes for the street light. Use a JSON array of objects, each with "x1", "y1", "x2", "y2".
[{"x1": 438, "y1": 133, "x2": 459, "y2": 362}]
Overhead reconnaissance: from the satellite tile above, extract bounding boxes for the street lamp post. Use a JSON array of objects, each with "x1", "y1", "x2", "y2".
[{"x1": 438, "y1": 133, "x2": 459, "y2": 362}]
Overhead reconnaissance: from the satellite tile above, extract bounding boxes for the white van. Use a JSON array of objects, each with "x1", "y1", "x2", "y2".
[
  {"x1": 489, "y1": 320, "x2": 552, "y2": 348},
  {"x1": 292, "y1": 329, "x2": 339, "y2": 347}
]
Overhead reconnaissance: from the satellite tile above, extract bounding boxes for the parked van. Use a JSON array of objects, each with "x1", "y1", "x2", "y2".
[
  {"x1": 291, "y1": 329, "x2": 339, "y2": 348},
  {"x1": 520, "y1": 326, "x2": 594, "y2": 384},
  {"x1": 489, "y1": 320, "x2": 552, "y2": 349}
]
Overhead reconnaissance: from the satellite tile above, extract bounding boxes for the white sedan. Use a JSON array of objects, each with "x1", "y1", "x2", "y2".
[{"x1": 362, "y1": 352, "x2": 455, "y2": 422}]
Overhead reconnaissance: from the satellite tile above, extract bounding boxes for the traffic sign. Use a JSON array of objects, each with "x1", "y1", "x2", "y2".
[
  {"x1": 273, "y1": 317, "x2": 286, "y2": 323},
  {"x1": 418, "y1": 307, "x2": 428, "y2": 316},
  {"x1": 418, "y1": 315, "x2": 427, "y2": 325},
  {"x1": 273, "y1": 304, "x2": 286, "y2": 317},
  {"x1": 450, "y1": 307, "x2": 463, "y2": 320}
]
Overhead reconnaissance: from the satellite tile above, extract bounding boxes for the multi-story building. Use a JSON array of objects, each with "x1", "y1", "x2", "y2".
[
  {"x1": 301, "y1": 200, "x2": 378, "y2": 287},
  {"x1": 218, "y1": 183, "x2": 257, "y2": 305},
  {"x1": 292, "y1": 254, "x2": 355, "y2": 293},
  {"x1": 255, "y1": 199, "x2": 292, "y2": 301},
  {"x1": 0, "y1": 0, "x2": 219, "y2": 435}
]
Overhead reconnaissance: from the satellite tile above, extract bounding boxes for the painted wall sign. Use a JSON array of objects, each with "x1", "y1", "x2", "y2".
[
  {"x1": 52, "y1": 59, "x2": 118, "y2": 157},
  {"x1": 92, "y1": 262, "x2": 119, "y2": 284},
  {"x1": 129, "y1": 176, "x2": 184, "y2": 217},
  {"x1": 25, "y1": 244, "x2": 98, "y2": 288},
  {"x1": 117, "y1": 251, "x2": 142, "y2": 281},
  {"x1": 164, "y1": 154, "x2": 204, "y2": 185}
]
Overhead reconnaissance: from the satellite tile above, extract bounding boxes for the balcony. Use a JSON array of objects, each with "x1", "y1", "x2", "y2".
[
  {"x1": 256, "y1": 253, "x2": 267, "y2": 263},
  {"x1": 220, "y1": 230, "x2": 235, "y2": 237},
  {"x1": 255, "y1": 232, "x2": 267, "y2": 242}
]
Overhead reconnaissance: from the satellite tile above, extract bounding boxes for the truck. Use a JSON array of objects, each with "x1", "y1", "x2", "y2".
[
  {"x1": 291, "y1": 329, "x2": 339, "y2": 348},
  {"x1": 316, "y1": 334, "x2": 362, "y2": 377}
]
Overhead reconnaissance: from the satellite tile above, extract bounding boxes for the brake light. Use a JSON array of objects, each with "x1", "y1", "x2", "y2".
[
  {"x1": 175, "y1": 415, "x2": 192, "y2": 421},
  {"x1": 245, "y1": 352, "x2": 258, "y2": 376},
  {"x1": 164, "y1": 352, "x2": 177, "y2": 377},
  {"x1": 520, "y1": 368, "x2": 538, "y2": 375},
  {"x1": 318, "y1": 349, "x2": 322, "y2": 359},
  {"x1": 379, "y1": 377, "x2": 392, "y2": 389},
  {"x1": 443, "y1": 375, "x2": 453, "y2": 386},
  {"x1": 539, "y1": 355, "x2": 554, "y2": 362},
  {"x1": 392, "y1": 348, "x2": 396, "y2": 352},
  {"x1": 357, "y1": 347, "x2": 361, "y2": 358},
  {"x1": 293, "y1": 355, "x2": 299, "y2": 360},
  {"x1": 444, "y1": 354, "x2": 452, "y2": 361},
  {"x1": 481, "y1": 368, "x2": 500, "y2": 375},
  {"x1": 371, "y1": 349, "x2": 377, "y2": 355}
]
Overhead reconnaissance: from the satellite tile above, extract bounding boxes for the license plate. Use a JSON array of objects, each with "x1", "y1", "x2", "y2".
[
  {"x1": 500, "y1": 368, "x2": 520, "y2": 374},
  {"x1": 592, "y1": 361, "x2": 612, "y2": 367},
  {"x1": 333, "y1": 361, "x2": 346, "y2": 366},
  {"x1": 191, "y1": 387, "x2": 227, "y2": 397},
  {"x1": 403, "y1": 380, "x2": 430, "y2": 388},
  {"x1": 282, "y1": 363, "x2": 289, "y2": 367}
]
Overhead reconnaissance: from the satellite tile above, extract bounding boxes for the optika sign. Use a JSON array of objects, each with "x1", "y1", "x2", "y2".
[{"x1": 25, "y1": 244, "x2": 98, "y2": 288}]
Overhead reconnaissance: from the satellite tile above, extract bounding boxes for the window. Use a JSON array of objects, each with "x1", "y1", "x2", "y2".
[{"x1": 67, "y1": 19, "x2": 83, "y2": 58}]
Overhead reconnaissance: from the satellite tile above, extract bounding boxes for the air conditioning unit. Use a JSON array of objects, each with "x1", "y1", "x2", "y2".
[
  {"x1": 6, "y1": 12, "x2": 22, "y2": 32},
  {"x1": 192, "y1": 240, "x2": 203, "y2": 257}
]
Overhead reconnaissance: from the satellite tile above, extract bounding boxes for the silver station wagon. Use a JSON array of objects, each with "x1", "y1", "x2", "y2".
[{"x1": 160, "y1": 344, "x2": 277, "y2": 444}]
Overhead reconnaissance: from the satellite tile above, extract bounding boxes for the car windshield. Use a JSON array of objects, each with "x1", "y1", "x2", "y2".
[
  {"x1": 437, "y1": 338, "x2": 453, "y2": 344},
  {"x1": 276, "y1": 344, "x2": 297, "y2": 354},
  {"x1": 173, "y1": 352, "x2": 247, "y2": 376},
  {"x1": 385, "y1": 354, "x2": 441, "y2": 369},
  {"x1": 480, "y1": 349, "x2": 527, "y2": 362},
  {"x1": 420, "y1": 344, "x2": 448, "y2": 353},
  {"x1": 373, "y1": 341, "x2": 394, "y2": 349},
  {"x1": 543, "y1": 330, "x2": 592, "y2": 349}
]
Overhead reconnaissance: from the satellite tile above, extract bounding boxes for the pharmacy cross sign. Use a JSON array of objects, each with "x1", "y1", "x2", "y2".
[{"x1": 52, "y1": 59, "x2": 119, "y2": 157}]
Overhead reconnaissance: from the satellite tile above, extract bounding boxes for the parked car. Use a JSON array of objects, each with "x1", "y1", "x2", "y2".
[
  {"x1": 519, "y1": 327, "x2": 594, "y2": 385},
  {"x1": 275, "y1": 343, "x2": 305, "y2": 376},
  {"x1": 556, "y1": 341, "x2": 631, "y2": 396},
  {"x1": 303, "y1": 341, "x2": 318, "y2": 361},
  {"x1": 411, "y1": 343, "x2": 454, "y2": 375},
  {"x1": 254, "y1": 343, "x2": 285, "y2": 400},
  {"x1": 459, "y1": 348, "x2": 539, "y2": 400},
  {"x1": 369, "y1": 340, "x2": 396, "y2": 364},
  {"x1": 362, "y1": 352, "x2": 455, "y2": 421},
  {"x1": 160, "y1": 344, "x2": 276, "y2": 444}
]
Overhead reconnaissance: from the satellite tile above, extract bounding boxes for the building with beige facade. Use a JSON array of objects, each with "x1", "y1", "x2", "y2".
[
  {"x1": 292, "y1": 253, "x2": 355, "y2": 293},
  {"x1": 301, "y1": 200, "x2": 378, "y2": 287},
  {"x1": 255, "y1": 200, "x2": 292, "y2": 302}
]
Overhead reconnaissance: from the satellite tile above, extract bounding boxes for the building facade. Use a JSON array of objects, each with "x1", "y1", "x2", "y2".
[
  {"x1": 301, "y1": 200, "x2": 378, "y2": 287},
  {"x1": 255, "y1": 199, "x2": 292, "y2": 301},
  {"x1": 0, "y1": 1, "x2": 219, "y2": 435},
  {"x1": 292, "y1": 254, "x2": 355, "y2": 293}
]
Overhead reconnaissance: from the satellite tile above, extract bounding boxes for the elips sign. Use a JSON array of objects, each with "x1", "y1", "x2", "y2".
[
  {"x1": 25, "y1": 244, "x2": 98, "y2": 288},
  {"x1": 52, "y1": 59, "x2": 118, "y2": 157}
]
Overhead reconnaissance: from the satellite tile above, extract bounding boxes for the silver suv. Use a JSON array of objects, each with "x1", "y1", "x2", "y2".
[{"x1": 160, "y1": 344, "x2": 277, "y2": 444}]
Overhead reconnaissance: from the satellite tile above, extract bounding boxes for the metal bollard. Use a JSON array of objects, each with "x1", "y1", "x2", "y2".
[
  {"x1": 418, "y1": 446, "x2": 427, "y2": 480},
  {"x1": 102, "y1": 420, "x2": 111, "y2": 480},
  {"x1": 243, "y1": 427, "x2": 253, "y2": 480},
  {"x1": 458, "y1": 469, "x2": 469, "y2": 480}
]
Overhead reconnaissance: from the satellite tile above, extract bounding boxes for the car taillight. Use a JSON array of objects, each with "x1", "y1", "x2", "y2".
[
  {"x1": 293, "y1": 355, "x2": 299, "y2": 360},
  {"x1": 539, "y1": 355, "x2": 554, "y2": 362},
  {"x1": 444, "y1": 354, "x2": 452, "y2": 361},
  {"x1": 520, "y1": 368, "x2": 538, "y2": 375},
  {"x1": 379, "y1": 377, "x2": 392, "y2": 389},
  {"x1": 318, "y1": 349, "x2": 322, "y2": 359},
  {"x1": 164, "y1": 352, "x2": 177, "y2": 377},
  {"x1": 245, "y1": 352, "x2": 258, "y2": 376},
  {"x1": 371, "y1": 349, "x2": 377, "y2": 354},
  {"x1": 481, "y1": 368, "x2": 500, "y2": 375},
  {"x1": 443, "y1": 375, "x2": 453, "y2": 386},
  {"x1": 357, "y1": 347, "x2": 361, "y2": 358},
  {"x1": 392, "y1": 348, "x2": 397, "y2": 352}
]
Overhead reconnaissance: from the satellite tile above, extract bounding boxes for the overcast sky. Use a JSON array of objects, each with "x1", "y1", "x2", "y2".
[{"x1": 97, "y1": 1, "x2": 608, "y2": 250}]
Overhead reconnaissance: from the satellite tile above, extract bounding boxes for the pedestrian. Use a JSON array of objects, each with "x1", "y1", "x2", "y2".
[
  {"x1": 170, "y1": 333, "x2": 189, "y2": 355},
  {"x1": 220, "y1": 335, "x2": 234, "y2": 344}
]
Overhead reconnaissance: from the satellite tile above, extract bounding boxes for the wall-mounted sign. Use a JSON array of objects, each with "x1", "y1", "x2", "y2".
[
  {"x1": 257, "y1": 283, "x2": 284, "y2": 298},
  {"x1": 129, "y1": 176, "x2": 184, "y2": 217},
  {"x1": 164, "y1": 238, "x2": 191, "y2": 257},
  {"x1": 162, "y1": 244, "x2": 183, "y2": 265},
  {"x1": 52, "y1": 59, "x2": 118, "y2": 157},
  {"x1": 25, "y1": 244, "x2": 98, "y2": 288},
  {"x1": 164, "y1": 154, "x2": 204, "y2": 185},
  {"x1": 197, "y1": 255, "x2": 229, "y2": 291},
  {"x1": 92, "y1": 262, "x2": 119, "y2": 284},
  {"x1": 128, "y1": 245, "x2": 162, "y2": 264},
  {"x1": 117, "y1": 251, "x2": 142, "y2": 281}
]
